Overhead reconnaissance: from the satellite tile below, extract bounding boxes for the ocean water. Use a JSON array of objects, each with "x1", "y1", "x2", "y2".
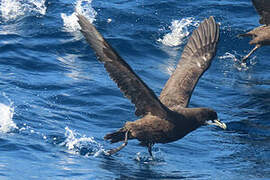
[{"x1": 0, "y1": 0, "x2": 270, "y2": 179}]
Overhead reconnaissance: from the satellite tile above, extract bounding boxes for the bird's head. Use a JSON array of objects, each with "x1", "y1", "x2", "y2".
[
  {"x1": 196, "y1": 108, "x2": 226, "y2": 129},
  {"x1": 182, "y1": 108, "x2": 226, "y2": 130}
]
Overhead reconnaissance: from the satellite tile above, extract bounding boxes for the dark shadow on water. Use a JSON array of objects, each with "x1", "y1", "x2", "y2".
[
  {"x1": 44, "y1": 131, "x2": 201, "y2": 179},
  {"x1": 98, "y1": 147, "x2": 209, "y2": 180},
  {"x1": 99, "y1": 155, "x2": 188, "y2": 179}
]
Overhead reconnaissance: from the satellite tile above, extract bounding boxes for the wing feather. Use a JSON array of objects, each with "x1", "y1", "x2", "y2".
[
  {"x1": 160, "y1": 16, "x2": 219, "y2": 109},
  {"x1": 77, "y1": 14, "x2": 168, "y2": 118}
]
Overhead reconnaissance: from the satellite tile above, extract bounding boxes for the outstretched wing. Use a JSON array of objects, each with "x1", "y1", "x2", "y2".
[
  {"x1": 77, "y1": 14, "x2": 168, "y2": 118},
  {"x1": 252, "y1": 0, "x2": 270, "y2": 25},
  {"x1": 160, "y1": 16, "x2": 219, "y2": 109}
]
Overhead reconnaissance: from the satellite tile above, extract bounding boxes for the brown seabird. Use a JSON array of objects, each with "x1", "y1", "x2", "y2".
[
  {"x1": 77, "y1": 14, "x2": 226, "y2": 156},
  {"x1": 240, "y1": 0, "x2": 270, "y2": 63}
]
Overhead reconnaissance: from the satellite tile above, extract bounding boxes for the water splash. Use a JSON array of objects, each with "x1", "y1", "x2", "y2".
[
  {"x1": 61, "y1": 0, "x2": 97, "y2": 32},
  {"x1": 219, "y1": 52, "x2": 239, "y2": 62},
  {"x1": 219, "y1": 52, "x2": 257, "y2": 71},
  {"x1": 135, "y1": 147, "x2": 165, "y2": 164},
  {"x1": 28, "y1": 0, "x2": 46, "y2": 15},
  {"x1": 61, "y1": 127, "x2": 104, "y2": 157},
  {"x1": 0, "y1": 93, "x2": 17, "y2": 133},
  {"x1": 158, "y1": 17, "x2": 199, "y2": 47},
  {"x1": 0, "y1": 0, "x2": 47, "y2": 22},
  {"x1": 0, "y1": 0, "x2": 23, "y2": 21}
]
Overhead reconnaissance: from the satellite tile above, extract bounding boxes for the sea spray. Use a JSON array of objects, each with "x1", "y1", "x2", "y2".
[
  {"x1": 219, "y1": 52, "x2": 257, "y2": 71},
  {"x1": 61, "y1": 127, "x2": 104, "y2": 157},
  {"x1": 61, "y1": 0, "x2": 97, "y2": 32},
  {"x1": 0, "y1": 0, "x2": 46, "y2": 22},
  {"x1": 0, "y1": 93, "x2": 17, "y2": 133},
  {"x1": 158, "y1": 17, "x2": 199, "y2": 47}
]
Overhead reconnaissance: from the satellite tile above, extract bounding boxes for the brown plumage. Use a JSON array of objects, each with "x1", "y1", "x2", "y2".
[
  {"x1": 77, "y1": 14, "x2": 226, "y2": 156},
  {"x1": 240, "y1": 0, "x2": 270, "y2": 63}
]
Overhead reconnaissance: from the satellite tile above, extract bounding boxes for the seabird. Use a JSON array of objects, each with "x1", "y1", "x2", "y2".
[
  {"x1": 240, "y1": 0, "x2": 270, "y2": 63},
  {"x1": 77, "y1": 14, "x2": 226, "y2": 156}
]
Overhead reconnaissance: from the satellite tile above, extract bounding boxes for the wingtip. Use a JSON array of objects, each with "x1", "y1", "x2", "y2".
[
  {"x1": 202, "y1": 16, "x2": 215, "y2": 26},
  {"x1": 76, "y1": 13, "x2": 98, "y2": 36},
  {"x1": 180, "y1": 15, "x2": 220, "y2": 64},
  {"x1": 208, "y1": 16, "x2": 215, "y2": 22},
  {"x1": 76, "y1": 13, "x2": 84, "y2": 29},
  {"x1": 206, "y1": 16, "x2": 218, "y2": 29},
  {"x1": 205, "y1": 16, "x2": 218, "y2": 26},
  {"x1": 201, "y1": 15, "x2": 219, "y2": 42},
  {"x1": 76, "y1": 13, "x2": 86, "y2": 26}
]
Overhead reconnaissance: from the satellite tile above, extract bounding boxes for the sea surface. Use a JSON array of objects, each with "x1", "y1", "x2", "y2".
[{"x1": 0, "y1": 0, "x2": 270, "y2": 179}]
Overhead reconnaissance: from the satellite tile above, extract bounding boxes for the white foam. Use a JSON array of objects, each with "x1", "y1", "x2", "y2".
[
  {"x1": 107, "y1": 18, "x2": 112, "y2": 23},
  {"x1": 61, "y1": 13, "x2": 80, "y2": 32},
  {"x1": 28, "y1": 0, "x2": 46, "y2": 15},
  {"x1": 0, "y1": 93, "x2": 17, "y2": 133},
  {"x1": 62, "y1": 127, "x2": 104, "y2": 157},
  {"x1": 61, "y1": 0, "x2": 97, "y2": 32},
  {"x1": 158, "y1": 17, "x2": 199, "y2": 47},
  {"x1": 0, "y1": 0, "x2": 23, "y2": 21},
  {"x1": 0, "y1": 0, "x2": 46, "y2": 22}
]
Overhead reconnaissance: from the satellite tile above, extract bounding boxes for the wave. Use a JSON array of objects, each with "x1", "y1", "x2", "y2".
[
  {"x1": 0, "y1": 0, "x2": 46, "y2": 22},
  {"x1": 157, "y1": 17, "x2": 199, "y2": 47},
  {"x1": 61, "y1": 0, "x2": 97, "y2": 33}
]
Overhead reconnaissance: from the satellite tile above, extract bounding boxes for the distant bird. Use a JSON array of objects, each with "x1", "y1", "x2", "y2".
[
  {"x1": 240, "y1": 0, "x2": 270, "y2": 63},
  {"x1": 77, "y1": 14, "x2": 226, "y2": 156}
]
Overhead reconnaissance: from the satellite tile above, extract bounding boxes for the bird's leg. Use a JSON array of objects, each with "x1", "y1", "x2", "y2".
[
  {"x1": 242, "y1": 44, "x2": 261, "y2": 63},
  {"x1": 147, "y1": 143, "x2": 153, "y2": 157},
  {"x1": 106, "y1": 131, "x2": 129, "y2": 155}
]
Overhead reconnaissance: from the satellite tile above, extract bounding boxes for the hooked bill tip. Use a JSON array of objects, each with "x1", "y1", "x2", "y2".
[{"x1": 206, "y1": 119, "x2": 227, "y2": 130}]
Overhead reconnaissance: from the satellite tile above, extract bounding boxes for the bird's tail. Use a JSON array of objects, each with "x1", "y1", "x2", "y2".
[{"x1": 104, "y1": 128, "x2": 127, "y2": 143}]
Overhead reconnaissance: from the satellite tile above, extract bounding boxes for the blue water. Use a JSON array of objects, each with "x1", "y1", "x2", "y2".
[{"x1": 0, "y1": 0, "x2": 270, "y2": 179}]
